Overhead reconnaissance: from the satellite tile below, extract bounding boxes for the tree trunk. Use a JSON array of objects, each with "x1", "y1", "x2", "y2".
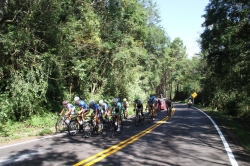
[
  {"x1": 91, "y1": 83, "x2": 96, "y2": 94},
  {"x1": 0, "y1": 0, "x2": 4, "y2": 21}
]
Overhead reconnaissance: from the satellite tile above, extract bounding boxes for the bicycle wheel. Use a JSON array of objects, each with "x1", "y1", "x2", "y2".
[
  {"x1": 134, "y1": 112, "x2": 140, "y2": 127},
  {"x1": 149, "y1": 111, "x2": 153, "y2": 123},
  {"x1": 169, "y1": 108, "x2": 172, "y2": 116},
  {"x1": 55, "y1": 117, "x2": 68, "y2": 133},
  {"x1": 82, "y1": 121, "x2": 92, "y2": 138},
  {"x1": 140, "y1": 114, "x2": 144, "y2": 125},
  {"x1": 107, "y1": 120, "x2": 115, "y2": 138},
  {"x1": 101, "y1": 118, "x2": 109, "y2": 135},
  {"x1": 68, "y1": 120, "x2": 79, "y2": 136}
]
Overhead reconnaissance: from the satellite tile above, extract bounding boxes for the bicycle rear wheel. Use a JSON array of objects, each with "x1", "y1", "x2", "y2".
[
  {"x1": 55, "y1": 117, "x2": 68, "y2": 133},
  {"x1": 134, "y1": 112, "x2": 140, "y2": 127},
  {"x1": 107, "y1": 120, "x2": 115, "y2": 138},
  {"x1": 68, "y1": 120, "x2": 79, "y2": 136},
  {"x1": 82, "y1": 122, "x2": 92, "y2": 138},
  {"x1": 140, "y1": 115, "x2": 144, "y2": 125},
  {"x1": 149, "y1": 111, "x2": 153, "y2": 123},
  {"x1": 101, "y1": 118, "x2": 109, "y2": 135}
]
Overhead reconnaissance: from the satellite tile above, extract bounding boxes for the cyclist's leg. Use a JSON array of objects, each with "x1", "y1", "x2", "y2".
[
  {"x1": 116, "y1": 110, "x2": 121, "y2": 131},
  {"x1": 153, "y1": 105, "x2": 156, "y2": 117},
  {"x1": 117, "y1": 115, "x2": 121, "y2": 131},
  {"x1": 125, "y1": 107, "x2": 128, "y2": 119},
  {"x1": 140, "y1": 107, "x2": 144, "y2": 116},
  {"x1": 78, "y1": 110, "x2": 83, "y2": 124},
  {"x1": 96, "y1": 113, "x2": 102, "y2": 132}
]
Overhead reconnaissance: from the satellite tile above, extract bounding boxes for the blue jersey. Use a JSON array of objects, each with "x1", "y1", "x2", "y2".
[
  {"x1": 148, "y1": 96, "x2": 156, "y2": 105},
  {"x1": 76, "y1": 100, "x2": 89, "y2": 110},
  {"x1": 89, "y1": 103, "x2": 101, "y2": 113}
]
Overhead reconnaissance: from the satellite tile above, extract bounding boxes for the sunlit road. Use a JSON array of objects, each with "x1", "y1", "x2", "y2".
[{"x1": 0, "y1": 103, "x2": 249, "y2": 166}]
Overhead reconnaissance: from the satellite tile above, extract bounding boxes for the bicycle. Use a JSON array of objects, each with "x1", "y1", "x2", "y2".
[
  {"x1": 168, "y1": 106, "x2": 174, "y2": 117},
  {"x1": 145, "y1": 106, "x2": 153, "y2": 123},
  {"x1": 100, "y1": 115, "x2": 109, "y2": 135},
  {"x1": 55, "y1": 114, "x2": 70, "y2": 133},
  {"x1": 134, "y1": 108, "x2": 144, "y2": 127},
  {"x1": 107, "y1": 114, "x2": 123, "y2": 138},
  {"x1": 68, "y1": 114, "x2": 83, "y2": 136},
  {"x1": 82, "y1": 115, "x2": 102, "y2": 138}
]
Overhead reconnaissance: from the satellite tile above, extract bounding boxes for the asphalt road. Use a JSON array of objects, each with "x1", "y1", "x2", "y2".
[{"x1": 0, "y1": 103, "x2": 249, "y2": 166}]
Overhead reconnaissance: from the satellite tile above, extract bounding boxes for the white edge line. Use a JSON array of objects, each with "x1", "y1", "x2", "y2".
[
  {"x1": 194, "y1": 107, "x2": 239, "y2": 166},
  {"x1": 0, "y1": 133, "x2": 66, "y2": 150}
]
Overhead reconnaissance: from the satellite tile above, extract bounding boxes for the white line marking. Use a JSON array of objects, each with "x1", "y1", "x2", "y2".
[
  {"x1": 194, "y1": 107, "x2": 239, "y2": 166},
  {"x1": 0, "y1": 133, "x2": 66, "y2": 150}
]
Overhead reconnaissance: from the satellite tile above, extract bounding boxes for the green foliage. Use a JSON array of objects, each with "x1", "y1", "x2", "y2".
[
  {"x1": 200, "y1": 0, "x2": 250, "y2": 120},
  {"x1": 37, "y1": 128, "x2": 53, "y2": 136},
  {"x1": 26, "y1": 114, "x2": 55, "y2": 128}
]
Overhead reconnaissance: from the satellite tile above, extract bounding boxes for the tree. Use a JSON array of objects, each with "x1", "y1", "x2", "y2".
[{"x1": 200, "y1": 0, "x2": 250, "y2": 118}]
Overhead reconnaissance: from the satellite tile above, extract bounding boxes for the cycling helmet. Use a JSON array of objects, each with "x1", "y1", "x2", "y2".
[
  {"x1": 123, "y1": 98, "x2": 127, "y2": 102},
  {"x1": 99, "y1": 100, "x2": 103, "y2": 105},
  {"x1": 89, "y1": 100, "x2": 95, "y2": 106},
  {"x1": 74, "y1": 96, "x2": 80, "y2": 102},
  {"x1": 113, "y1": 98, "x2": 118, "y2": 103},
  {"x1": 62, "y1": 100, "x2": 68, "y2": 105},
  {"x1": 134, "y1": 96, "x2": 139, "y2": 100}
]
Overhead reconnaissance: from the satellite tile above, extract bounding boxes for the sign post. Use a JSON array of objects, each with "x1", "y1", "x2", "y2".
[{"x1": 191, "y1": 92, "x2": 198, "y2": 105}]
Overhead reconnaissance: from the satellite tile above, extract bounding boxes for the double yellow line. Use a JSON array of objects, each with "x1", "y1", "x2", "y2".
[{"x1": 73, "y1": 114, "x2": 172, "y2": 166}]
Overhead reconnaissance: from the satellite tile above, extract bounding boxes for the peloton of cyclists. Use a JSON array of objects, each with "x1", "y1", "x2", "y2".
[{"x1": 64, "y1": 95, "x2": 174, "y2": 136}]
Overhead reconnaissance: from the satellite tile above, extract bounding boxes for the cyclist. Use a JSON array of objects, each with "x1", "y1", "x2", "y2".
[
  {"x1": 146, "y1": 95, "x2": 157, "y2": 118},
  {"x1": 108, "y1": 98, "x2": 122, "y2": 132},
  {"x1": 99, "y1": 100, "x2": 109, "y2": 119},
  {"x1": 188, "y1": 97, "x2": 192, "y2": 104},
  {"x1": 133, "y1": 96, "x2": 144, "y2": 117},
  {"x1": 122, "y1": 98, "x2": 129, "y2": 119},
  {"x1": 60, "y1": 100, "x2": 76, "y2": 122},
  {"x1": 157, "y1": 98, "x2": 162, "y2": 112},
  {"x1": 166, "y1": 99, "x2": 174, "y2": 115},
  {"x1": 89, "y1": 100, "x2": 102, "y2": 132},
  {"x1": 74, "y1": 96, "x2": 90, "y2": 125}
]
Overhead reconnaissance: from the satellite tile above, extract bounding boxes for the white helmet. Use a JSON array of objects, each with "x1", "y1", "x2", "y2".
[
  {"x1": 74, "y1": 96, "x2": 80, "y2": 102},
  {"x1": 123, "y1": 98, "x2": 127, "y2": 102},
  {"x1": 99, "y1": 100, "x2": 103, "y2": 105},
  {"x1": 89, "y1": 100, "x2": 95, "y2": 106}
]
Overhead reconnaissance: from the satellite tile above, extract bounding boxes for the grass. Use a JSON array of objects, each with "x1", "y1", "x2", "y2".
[{"x1": 0, "y1": 113, "x2": 57, "y2": 144}]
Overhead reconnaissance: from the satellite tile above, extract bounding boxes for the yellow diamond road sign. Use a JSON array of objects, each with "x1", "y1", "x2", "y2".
[{"x1": 192, "y1": 92, "x2": 197, "y2": 98}]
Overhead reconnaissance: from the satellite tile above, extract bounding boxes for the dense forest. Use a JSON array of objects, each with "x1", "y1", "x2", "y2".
[{"x1": 0, "y1": 0, "x2": 249, "y2": 125}]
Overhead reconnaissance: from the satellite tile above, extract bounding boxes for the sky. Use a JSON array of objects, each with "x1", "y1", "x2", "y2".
[{"x1": 155, "y1": 0, "x2": 209, "y2": 58}]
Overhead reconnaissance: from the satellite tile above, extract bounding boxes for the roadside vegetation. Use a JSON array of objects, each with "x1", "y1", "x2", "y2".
[{"x1": 0, "y1": 0, "x2": 249, "y2": 154}]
